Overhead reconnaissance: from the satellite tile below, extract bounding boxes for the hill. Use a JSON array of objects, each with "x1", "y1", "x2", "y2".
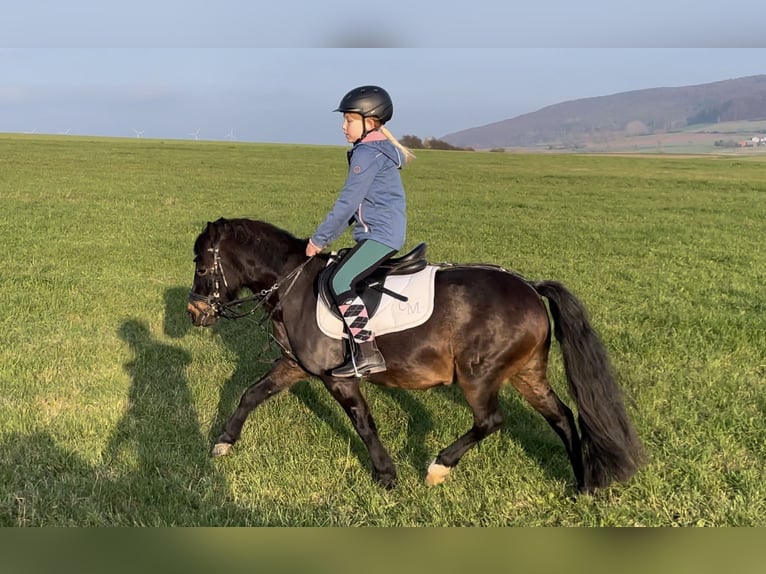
[{"x1": 441, "y1": 75, "x2": 766, "y2": 150}]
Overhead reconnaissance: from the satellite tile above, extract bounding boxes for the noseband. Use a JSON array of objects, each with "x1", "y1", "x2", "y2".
[{"x1": 188, "y1": 246, "x2": 230, "y2": 322}]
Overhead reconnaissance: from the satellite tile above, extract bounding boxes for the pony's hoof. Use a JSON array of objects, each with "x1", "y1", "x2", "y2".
[
  {"x1": 374, "y1": 468, "x2": 398, "y2": 489},
  {"x1": 380, "y1": 476, "x2": 398, "y2": 490},
  {"x1": 211, "y1": 442, "x2": 233, "y2": 457},
  {"x1": 425, "y1": 461, "x2": 451, "y2": 486},
  {"x1": 577, "y1": 484, "x2": 596, "y2": 496}
]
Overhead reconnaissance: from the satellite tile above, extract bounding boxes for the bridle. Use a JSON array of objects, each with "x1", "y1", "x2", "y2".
[
  {"x1": 188, "y1": 244, "x2": 310, "y2": 325},
  {"x1": 188, "y1": 246, "x2": 230, "y2": 324}
]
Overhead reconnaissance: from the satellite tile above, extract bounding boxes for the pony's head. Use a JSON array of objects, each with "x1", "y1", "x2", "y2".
[
  {"x1": 187, "y1": 217, "x2": 310, "y2": 327},
  {"x1": 187, "y1": 219, "x2": 244, "y2": 327}
]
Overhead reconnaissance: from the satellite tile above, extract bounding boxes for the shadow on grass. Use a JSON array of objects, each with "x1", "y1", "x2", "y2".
[
  {"x1": 376, "y1": 386, "x2": 435, "y2": 471},
  {"x1": 432, "y1": 383, "x2": 576, "y2": 488},
  {"x1": 164, "y1": 286, "x2": 273, "y2": 446},
  {"x1": 0, "y1": 315, "x2": 341, "y2": 526},
  {"x1": 290, "y1": 378, "x2": 572, "y2": 487},
  {"x1": 288, "y1": 380, "x2": 436, "y2": 478}
]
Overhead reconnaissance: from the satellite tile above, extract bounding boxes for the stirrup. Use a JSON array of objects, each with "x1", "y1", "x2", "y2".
[
  {"x1": 331, "y1": 358, "x2": 363, "y2": 378},
  {"x1": 331, "y1": 344, "x2": 386, "y2": 378},
  {"x1": 331, "y1": 355, "x2": 387, "y2": 378},
  {"x1": 331, "y1": 360, "x2": 386, "y2": 378}
]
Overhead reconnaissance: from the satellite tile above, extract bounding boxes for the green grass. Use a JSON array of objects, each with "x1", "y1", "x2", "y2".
[{"x1": 1, "y1": 134, "x2": 764, "y2": 526}]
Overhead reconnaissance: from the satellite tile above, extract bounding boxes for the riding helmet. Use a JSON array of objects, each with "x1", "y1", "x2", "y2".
[{"x1": 334, "y1": 85, "x2": 393, "y2": 124}]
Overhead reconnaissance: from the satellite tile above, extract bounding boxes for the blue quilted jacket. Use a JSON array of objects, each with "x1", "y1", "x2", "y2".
[{"x1": 310, "y1": 135, "x2": 406, "y2": 252}]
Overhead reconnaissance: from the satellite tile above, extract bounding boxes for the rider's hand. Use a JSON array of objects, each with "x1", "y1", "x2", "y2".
[{"x1": 305, "y1": 239, "x2": 322, "y2": 257}]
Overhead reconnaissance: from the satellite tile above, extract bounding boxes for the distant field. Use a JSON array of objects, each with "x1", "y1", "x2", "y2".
[
  {"x1": 1, "y1": 134, "x2": 764, "y2": 526},
  {"x1": 580, "y1": 119, "x2": 766, "y2": 154},
  {"x1": 687, "y1": 119, "x2": 766, "y2": 134}
]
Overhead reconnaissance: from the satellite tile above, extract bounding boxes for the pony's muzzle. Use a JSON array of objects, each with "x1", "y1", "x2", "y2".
[{"x1": 187, "y1": 300, "x2": 218, "y2": 327}]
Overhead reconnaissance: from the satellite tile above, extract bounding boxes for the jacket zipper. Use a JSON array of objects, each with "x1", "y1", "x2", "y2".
[{"x1": 357, "y1": 205, "x2": 369, "y2": 233}]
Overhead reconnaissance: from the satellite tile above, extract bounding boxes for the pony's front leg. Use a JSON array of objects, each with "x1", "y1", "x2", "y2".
[
  {"x1": 212, "y1": 358, "x2": 308, "y2": 456},
  {"x1": 321, "y1": 377, "x2": 398, "y2": 489}
]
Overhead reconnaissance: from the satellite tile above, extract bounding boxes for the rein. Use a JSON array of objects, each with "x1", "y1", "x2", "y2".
[
  {"x1": 189, "y1": 247, "x2": 312, "y2": 362},
  {"x1": 222, "y1": 257, "x2": 309, "y2": 320}
]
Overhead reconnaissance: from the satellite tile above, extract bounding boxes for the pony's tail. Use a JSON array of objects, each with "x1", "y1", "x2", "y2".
[{"x1": 532, "y1": 280, "x2": 645, "y2": 489}]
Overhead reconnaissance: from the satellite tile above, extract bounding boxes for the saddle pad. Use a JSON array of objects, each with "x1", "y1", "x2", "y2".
[{"x1": 316, "y1": 265, "x2": 438, "y2": 340}]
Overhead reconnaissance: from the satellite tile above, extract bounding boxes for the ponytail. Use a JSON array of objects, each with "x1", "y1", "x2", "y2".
[{"x1": 379, "y1": 125, "x2": 416, "y2": 164}]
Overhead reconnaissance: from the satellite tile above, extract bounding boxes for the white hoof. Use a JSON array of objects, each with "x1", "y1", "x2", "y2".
[
  {"x1": 425, "y1": 460, "x2": 451, "y2": 486},
  {"x1": 211, "y1": 442, "x2": 233, "y2": 457}
]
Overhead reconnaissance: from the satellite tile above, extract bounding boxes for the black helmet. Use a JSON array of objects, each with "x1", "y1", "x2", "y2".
[{"x1": 334, "y1": 85, "x2": 393, "y2": 124}]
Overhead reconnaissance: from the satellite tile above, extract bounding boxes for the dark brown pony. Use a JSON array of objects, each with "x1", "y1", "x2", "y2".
[{"x1": 187, "y1": 218, "x2": 644, "y2": 492}]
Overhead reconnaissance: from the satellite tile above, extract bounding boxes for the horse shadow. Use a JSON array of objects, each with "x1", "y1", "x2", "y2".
[
  {"x1": 287, "y1": 374, "x2": 571, "y2": 486},
  {"x1": 107, "y1": 315, "x2": 374, "y2": 524},
  {"x1": 433, "y1": 383, "x2": 576, "y2": 487},
  {"x1": 289, "y1": 367, "x2": 571, "y2": 486}
]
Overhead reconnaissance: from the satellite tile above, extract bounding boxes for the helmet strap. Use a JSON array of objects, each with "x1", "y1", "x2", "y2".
[
  {"x1": 356, "y1": 117, "x2": 379, "y2": 145},
  {"x1": 358, "y1": 116, "x2": 370, "y2": 143}
]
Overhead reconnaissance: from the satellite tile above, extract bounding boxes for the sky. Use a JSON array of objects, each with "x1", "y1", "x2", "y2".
[{"x1": 1, "y1": 1, "x2": 764, "y2": 145}]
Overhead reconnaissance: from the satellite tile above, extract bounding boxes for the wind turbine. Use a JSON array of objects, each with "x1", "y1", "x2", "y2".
[
  {"x1": 133, "y1": 128, "x2": 144, "y2": 138},
  {"x1": 189, "y1": 128, "x2": 200, "y2": 140},
  {"x1": 58, "y1": 128, "x2": 71, "y2": 135},
  {"x1": 225, "y1": 128, "x2": 236, "y2": 141}
]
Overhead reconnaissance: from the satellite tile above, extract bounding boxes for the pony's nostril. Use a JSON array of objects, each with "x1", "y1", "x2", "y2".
[{"x1": 186, "y1": 303, "x2": 201, "y2": 324}]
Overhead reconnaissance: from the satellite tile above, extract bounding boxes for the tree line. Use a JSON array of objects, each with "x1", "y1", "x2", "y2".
[{"x1": 400, "y1": 135, "x2": 474, "y2": 151}]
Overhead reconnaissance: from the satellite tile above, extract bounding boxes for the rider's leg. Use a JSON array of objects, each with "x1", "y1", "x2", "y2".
[{"x1": 329, "y1": 239, "x2": 395, "y2": 377}]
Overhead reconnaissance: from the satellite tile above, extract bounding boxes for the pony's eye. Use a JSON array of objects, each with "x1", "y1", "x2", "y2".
[{"x1": 196, "y1": 268, "x2": 208, "y2": 277}]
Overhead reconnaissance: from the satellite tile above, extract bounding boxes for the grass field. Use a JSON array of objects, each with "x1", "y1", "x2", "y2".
[{"x1": 1, "y1": 134, "x2": 764, "y2": 526}]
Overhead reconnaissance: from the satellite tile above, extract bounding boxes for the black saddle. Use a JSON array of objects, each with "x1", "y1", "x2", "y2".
[{"x1": 317, "y1": 242, "x2": 428, "y2": 320}]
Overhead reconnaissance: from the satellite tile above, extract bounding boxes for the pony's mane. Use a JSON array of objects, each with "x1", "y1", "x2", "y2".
[
  {"x1": 196, "y1": 218, "x2": 306, "y2": 266},
  {"x1": 220, "y1": 218, "x2": 301, "y2": 246},
  {"x1": 198, "y1": 218, "x2": 299, "y2": 246}
]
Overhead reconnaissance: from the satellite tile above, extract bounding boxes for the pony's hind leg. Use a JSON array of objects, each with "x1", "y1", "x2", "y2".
[
  {"x1": 511, "y1": 362, "x2": 585, "y2": 491},
  {"x1": 426, "y1": 374, "x2": 505, "y2": 486}
]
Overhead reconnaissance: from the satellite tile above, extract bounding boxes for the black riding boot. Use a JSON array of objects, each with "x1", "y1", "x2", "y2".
[{"x1": 331, "y1": 339, "x2": 387, "y2": 378}]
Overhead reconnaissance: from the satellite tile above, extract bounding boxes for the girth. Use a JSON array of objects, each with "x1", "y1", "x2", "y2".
[{"x1": 317, "y1": 242, "x2": 428, "y2": 319}]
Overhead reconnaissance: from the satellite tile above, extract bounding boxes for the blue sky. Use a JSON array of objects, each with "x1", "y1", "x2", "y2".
[{"x1": 1, "y1": 2, "x2": 764, "y2": 144}]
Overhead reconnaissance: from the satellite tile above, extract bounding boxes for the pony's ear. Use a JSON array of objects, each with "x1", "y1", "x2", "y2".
[
  {"x1": 204, "y1": 220, "x2": 222, "y2": 244},
  {"x1": 233, "y1": 224, "x2": 249, "y2": 244},
  {"x1": 218, "y1": 219, "x2": 232, "y2": 236}
]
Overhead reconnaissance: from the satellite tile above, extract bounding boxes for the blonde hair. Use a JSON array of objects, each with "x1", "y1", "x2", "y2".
[
  {"x1": 379, "y1": 125, "x2": 416, "y2": 164},
  {"x1": 357, "y1": 114, "x2": 416, "y2": 164}
]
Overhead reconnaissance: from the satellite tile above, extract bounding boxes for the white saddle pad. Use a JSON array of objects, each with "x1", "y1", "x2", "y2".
[{"x1": 316, "y1": 265, "x2": 438, "y2": 340}]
